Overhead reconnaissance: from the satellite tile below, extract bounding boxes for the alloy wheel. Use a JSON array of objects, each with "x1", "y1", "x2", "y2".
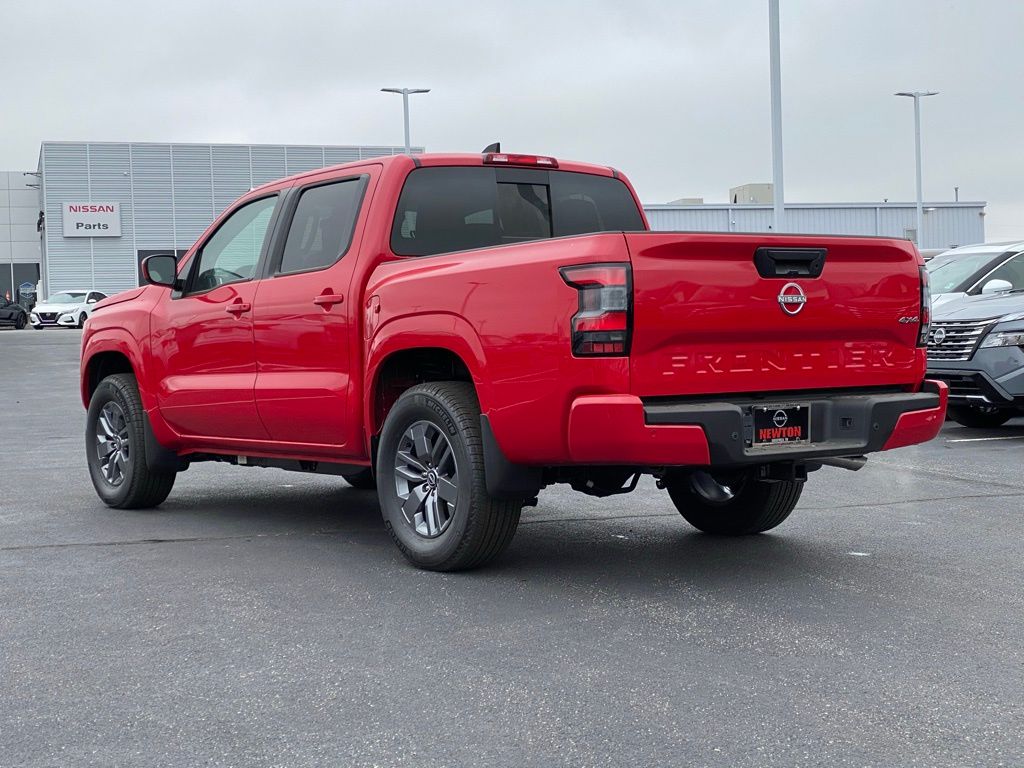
[
  {"x1": 393, "y1": 420, "x2": 459, "y2": 538},
  {"x1": 95, "y1": 401, "x2": 131, "y2": 486}
]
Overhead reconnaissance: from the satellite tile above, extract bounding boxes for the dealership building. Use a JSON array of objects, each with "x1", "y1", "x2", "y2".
[{"x1": 3, "y1": 141, "x2": 988, "y2": 300}]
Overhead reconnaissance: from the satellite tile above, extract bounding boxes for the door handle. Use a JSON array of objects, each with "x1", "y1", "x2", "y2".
[
  {"x1": 225, "y1": 302, "x2": 251, "y2": 315},
  {"x1": 313, "y1": 293, "x2": 345, "y2": 307}
]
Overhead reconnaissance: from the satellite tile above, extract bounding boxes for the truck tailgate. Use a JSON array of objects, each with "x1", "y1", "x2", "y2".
[{"x1": 625, "y1": 232, "x2": 926, "y2": 397}]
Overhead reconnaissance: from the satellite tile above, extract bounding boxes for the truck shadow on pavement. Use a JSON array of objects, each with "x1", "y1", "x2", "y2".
[{"x1": 138, "y1": 479, "x2": 855, "y2": 600}]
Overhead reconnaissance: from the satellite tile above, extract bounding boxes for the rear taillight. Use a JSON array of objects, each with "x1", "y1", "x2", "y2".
[
  {"x1": 483, "y1": 153, "x2": 559, "y2": 168},
  {"x1": 560, "y1": 263, "x2": 632, "y2": 356},
  {"x1": 918, "y1": 265, "x2": 931, "y2": 347}
]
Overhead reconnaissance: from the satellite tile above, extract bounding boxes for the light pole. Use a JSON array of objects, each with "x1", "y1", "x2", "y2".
[
  {"x1": 768, "y1": 0, "x2": 785, "y2": 232},
  {"x1": 895, "y1": 90, "x2": 938, "y2": 247},
  {"x1": 381, "y1": 87, "x2": 430, "y2": 154}
]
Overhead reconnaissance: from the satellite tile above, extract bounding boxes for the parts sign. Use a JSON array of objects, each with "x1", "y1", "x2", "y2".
[{"x1": 62, "y1": 202, "x2": 122, "y2": 237}]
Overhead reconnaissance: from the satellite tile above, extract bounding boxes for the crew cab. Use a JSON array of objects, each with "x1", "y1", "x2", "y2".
[{"x1": 81, "y1": 151, "x2": 947, "y2": 570}]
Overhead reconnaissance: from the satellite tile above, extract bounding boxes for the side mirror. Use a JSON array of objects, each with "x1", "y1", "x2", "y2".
[
  {"x1": 141, "y1": 254, "x2": 178, "y2": 288},
  {"x1": 87, "y1": 297, "x2": 98, "y2": 304},
  {"x1": 982, "y1": 278, "x2": 1013, "y2": 295}
]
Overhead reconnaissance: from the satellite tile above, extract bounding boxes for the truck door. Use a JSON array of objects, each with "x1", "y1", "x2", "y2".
[
  {"x1": 252, "y1": 170, "x2": 375, "y2": 451},
  {"x1": 150, "y1": 194, "x2": 281, "y2": 440}
]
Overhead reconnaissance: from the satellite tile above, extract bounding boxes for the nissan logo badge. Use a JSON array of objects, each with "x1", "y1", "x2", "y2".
[{"x1": 777, "y1": 282, "x2": 807, "y2": 316}]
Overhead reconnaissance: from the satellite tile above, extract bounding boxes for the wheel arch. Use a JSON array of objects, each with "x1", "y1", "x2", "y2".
[
  {"x1": 81, "y1": 331, "x2": 148, "y2": 409},
  {"x1": 367, "y1": 344, "x2": 478, "y2": 444}
]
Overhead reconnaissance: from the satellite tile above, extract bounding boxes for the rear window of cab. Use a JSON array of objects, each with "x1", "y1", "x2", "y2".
[{"x1": 390, "y1": 166, "x2": 645, "y2": 257}]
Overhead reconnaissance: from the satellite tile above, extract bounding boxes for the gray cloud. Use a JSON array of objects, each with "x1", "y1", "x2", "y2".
[{"x1": 2, "y1": 0, "x2": 1021, "y2": 238}]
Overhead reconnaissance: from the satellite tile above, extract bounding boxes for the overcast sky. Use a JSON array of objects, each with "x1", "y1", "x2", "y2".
[{"x1": 2, "y1": 0, "x2": 1021, "y2": 239}]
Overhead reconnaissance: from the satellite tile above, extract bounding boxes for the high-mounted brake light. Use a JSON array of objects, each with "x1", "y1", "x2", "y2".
[
  {"x1": 483, "y1": 153, "x2": 559, "y2": 168},
  {"x1": 560, "y1": 263, "x2": 631, "y2": 356},
  {"x1": 918, "y1": 265, "x2": 932, "y2": 347}
]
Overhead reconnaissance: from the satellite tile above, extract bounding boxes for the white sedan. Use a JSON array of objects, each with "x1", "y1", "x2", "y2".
[{"x1": 30, "y1": 290, "x2": 108, "y2": 329}]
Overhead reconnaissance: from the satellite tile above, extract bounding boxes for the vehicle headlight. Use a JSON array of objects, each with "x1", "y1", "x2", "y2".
[{"x1": 980, "y1": 331, "x2": 1024, "y2": 349}]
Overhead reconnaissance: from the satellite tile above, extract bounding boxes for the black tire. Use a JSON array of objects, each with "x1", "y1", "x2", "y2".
[
  {"x1": 15, "y1": 313, "x2": 26, "y2": 330},
  {"x1": 86, "y1": 373, "x2": 176, "y2": 509},
  {"x1": 32, "y1": 323, "x2": 42, "y2": 330},
  {"x1": 77, "y1": 313, "x2": 86, "y2": 329},
  {"x1": 947, "y1": 404, "x2": 1013, "y2": 429},
  {"x1": 341, "y1": 468, "x2": 376, "y2": 490},
  {"x1": 376, "y1": 381, "x2": 522, "y2": 571},
  {"x1": 665, "y1": 469, "x2": 803, "y2": 535}
]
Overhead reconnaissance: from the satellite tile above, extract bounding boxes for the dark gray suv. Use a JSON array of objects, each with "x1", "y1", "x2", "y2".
[{"x1": 927, "y1": 289, "x2": 1024, "y2": 427}]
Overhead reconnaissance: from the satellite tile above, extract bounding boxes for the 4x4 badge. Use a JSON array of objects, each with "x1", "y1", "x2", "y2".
[{"x1": 777, "y1": 282, "x2": 807, "y2": 315}]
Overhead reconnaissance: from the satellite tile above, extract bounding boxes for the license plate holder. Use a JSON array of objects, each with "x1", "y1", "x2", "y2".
[{"x1": 751, "y1": 403, "x2": 810, "y2": 446}]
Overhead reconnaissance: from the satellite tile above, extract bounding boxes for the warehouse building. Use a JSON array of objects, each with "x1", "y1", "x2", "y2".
[
  {"x1": 37, "y1": 141, "x2": 420, "y2": 295},
  {"x1": 643, "y1": 201, "x2": 986, "y2": 249},
  {"x1": 31, "y1": 141, "x2": 986, "y2": 297}
]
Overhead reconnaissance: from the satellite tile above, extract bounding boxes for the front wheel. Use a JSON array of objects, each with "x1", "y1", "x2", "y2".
[
  {"x1": 376, "y1": 381, "x2": 522, "y2": 571},
  {"x1": 15, "y1": 314, "x2": 26, "y2": 330},
  {"x1": 664, "y1": 469, "x2": 803, "y2": 535},
  {"x1": 77, "y1": 313, "x2": 87, "y2": 329},
  {"x1": 947, "y1": 404, "x2": 1014, "y2": 428},
  {"x1": 86, "y1": 373, "x2": 176, "y2": 509}
]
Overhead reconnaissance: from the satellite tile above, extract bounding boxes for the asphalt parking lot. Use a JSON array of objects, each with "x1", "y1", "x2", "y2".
[{"x1": 1, "y1": 329, "x2": 1021, "y2": 767}]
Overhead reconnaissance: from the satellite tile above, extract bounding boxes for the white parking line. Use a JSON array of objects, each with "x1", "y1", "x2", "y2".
[{"x1": 947, "y1": 435, "x2": 1024, "y2": 444}]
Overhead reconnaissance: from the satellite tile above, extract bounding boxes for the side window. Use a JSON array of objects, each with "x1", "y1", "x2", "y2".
[
  {"x1": 87, "y1": 291, "x2": 105, "y2": 303},
  {"x1": 549, "y1": 172, "x2": 646, "y2": 236},
  {"x1": 980, "y1": 254, "x2": 1024, "y2": 291},
  {"x1": 278, "y1": 178, "x2": 365, "y2": 275},
  {"x1": 189, "y1": 196, "x2": 277, "y2": 294}
]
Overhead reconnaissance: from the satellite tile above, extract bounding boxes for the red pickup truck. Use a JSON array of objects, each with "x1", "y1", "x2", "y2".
[{"x1": 81, "y1": 151, "x2": 947, "y2": 570}]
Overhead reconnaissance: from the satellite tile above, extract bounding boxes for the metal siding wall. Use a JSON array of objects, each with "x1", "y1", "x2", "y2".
[
  {"x1": 285, "y1": 146, "x2": 324, "y2": 176},
  {"x1": 171, "y1": 145, "x2": 214, "y2": 252},
  {"x1": 88, "y1": 144, "x2": 135, "y2": 290},
  {"x1": 42, "y1": 143, "x2": 92, "y2": 292},
  {"x1": 131, "y1": 144, "x2": 174, "y2": 254},
  {"x1": 644, "y1": 204, "x2": 985, "y2": 249},
  {"x1": 212, "y1": 145, "x2": 252, "y2": 218},
  {"x1": 645, "y1": 207, "x2": 731, "y2": 231},
  {"x1": 0, "y1": 171, "x2": 42, "y2": 269},
  {"x1": 250, "y1": 146, "x2": 286, "y2": 187},
  {"x1": 325, "y1": 147, "x2": 362, "y2": 165},
  {"x1": 733, "y1": 208, "x2": 774, "y2": 233}
]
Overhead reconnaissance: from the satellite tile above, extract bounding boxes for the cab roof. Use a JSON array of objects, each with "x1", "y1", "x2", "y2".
[{"x1": 253, "y1": 152, "x2": 621, "y2": 192}]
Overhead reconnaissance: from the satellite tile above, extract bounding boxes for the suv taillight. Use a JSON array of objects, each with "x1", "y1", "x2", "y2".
[
  {"x1": 918, "y1": 265, "x2": 931, "y2": 347},
  {"x1": 560, "y1": 263, "x2": 632, "y2": 356}
]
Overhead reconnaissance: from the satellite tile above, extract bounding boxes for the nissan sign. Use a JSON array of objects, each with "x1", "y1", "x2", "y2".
[{"x1": 62, "y1": 202, "x2": 122, "y2": 237}]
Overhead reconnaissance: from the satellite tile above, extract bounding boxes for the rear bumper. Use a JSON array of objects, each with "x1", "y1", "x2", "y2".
[{"x1": 566, "y1": 380, "x2": 948, "y2": 466}]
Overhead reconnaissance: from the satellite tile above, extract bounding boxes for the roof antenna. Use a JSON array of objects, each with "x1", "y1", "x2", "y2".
[{"x1": 482, "y1": 142, "x2": 500, "y2": 153}]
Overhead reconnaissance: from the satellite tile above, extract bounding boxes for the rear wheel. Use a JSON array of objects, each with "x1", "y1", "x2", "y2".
[
  {"x1": 15, "y1": 313, "x2": 26, "y2": 330},
  {"x1": 377, "y1": 381, "x2": 522, "y2": 571},
  {"x1": 664, "y1": 469, "x2": 803, "y2": 535},
  {"x1": 948, "y1": 404, "x2": 1014, "y2": 428},
  {"x1": 86, "y1": 373, "x2": 176, "y2": 509},
  {"x1": 341, "y1": 468, "x2": 376, "y2": 490}
]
